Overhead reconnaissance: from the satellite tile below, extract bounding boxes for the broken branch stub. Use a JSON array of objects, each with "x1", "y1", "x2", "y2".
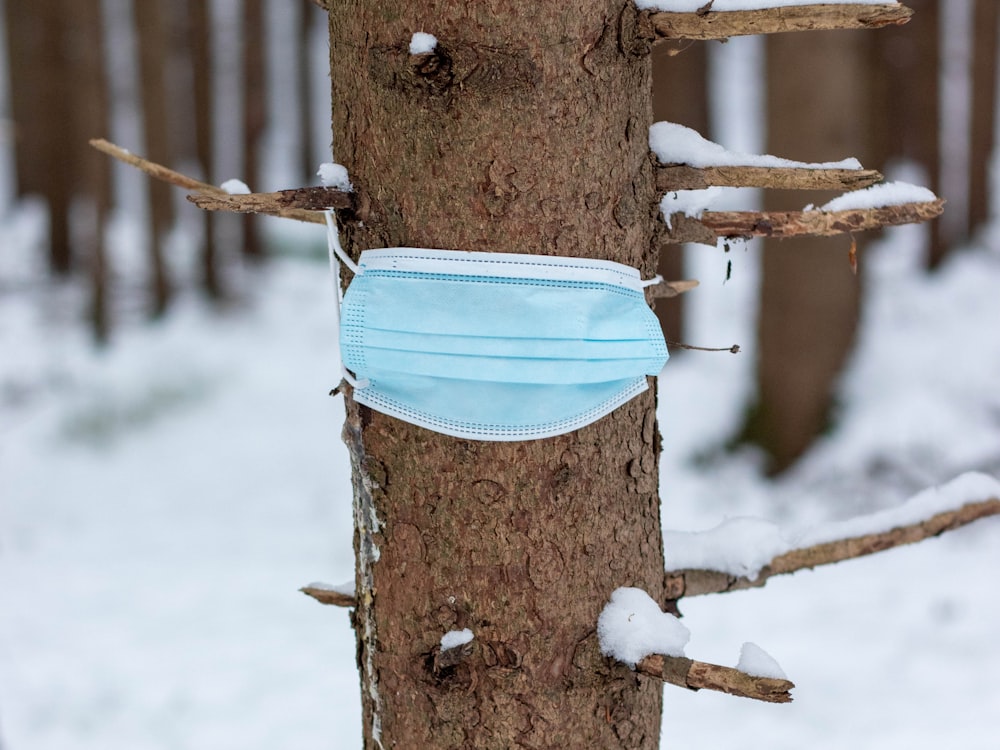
[
  {"x1": 636, "y1": 653, "x2": 794, "y2": 704},
  {"x1": 300, "y1": 585, "x2": 357, "y2": 608},
  {"x1": 655, "y1": 163, "x2": 884, "y2": 192},
  {"x1": 648, "y1": 4, "x2": 914, "y2": 42}
]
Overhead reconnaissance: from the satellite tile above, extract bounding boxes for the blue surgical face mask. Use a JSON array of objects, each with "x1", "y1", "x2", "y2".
[
  {"x1": 330, "y1": 240, "x2": 668, "y2": 441},
  {"x1": 328, "y1": 248, "x2": 667, "y2": 441}
]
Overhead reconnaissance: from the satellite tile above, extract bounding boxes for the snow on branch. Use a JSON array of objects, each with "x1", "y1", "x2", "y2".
[
  {"x1": 656, "y1": 163, "x2": 883, "y2": 192},
  {"x1": 662, "y1": 199, "x2": 944, "y2": 246},
  {"x1": 598, "y1": 587, "x2": 794, "y2": 703},
  {"x1": 636, "y1": 653, "x2": 794, "y2": 703},
  {"x1": 663, "y1": 474, "x2": 1000, "y2": 600},
  {"x1": 89, "y1": 138, "x2": 344, "y2": 226},
  {"x1": 645, "y1": 4, "x2": 913, "y2": 42},
  {"x1": 649, "y1": 121, "x2": 882, "y2": 192}
]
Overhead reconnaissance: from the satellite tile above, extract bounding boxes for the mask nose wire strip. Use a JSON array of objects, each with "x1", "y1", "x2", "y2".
[{"x1": 325, "y1": 209, "x2": 369, "y2": 390}]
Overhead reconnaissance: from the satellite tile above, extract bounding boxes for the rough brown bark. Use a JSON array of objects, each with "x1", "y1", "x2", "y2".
[
  {"x1": 745, "y1": 29, "x2": 872, "y2": 474},
  {"x1": 328, "y1": 2, "x2": 664, "y2": 747}
]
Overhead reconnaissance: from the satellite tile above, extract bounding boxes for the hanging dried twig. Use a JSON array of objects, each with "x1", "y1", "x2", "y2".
[{"x1": 648, "y1": 4, "x2": 913, "y2": 41}]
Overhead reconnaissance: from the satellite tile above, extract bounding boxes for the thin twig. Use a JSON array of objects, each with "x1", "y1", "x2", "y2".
[
  {"x1": 664, "y1": 497, "x2": 1000, "y2": 600},
  {"x1": 655, "y1": 163, "x2": 883, "y2": 192},
  {"x1": 90, "y1": 138, "x2": 219, "y2": 192},
  {"x1": 89, "y1": 137, "x2": 327, "y2": 225},
  {"x1": 666, "y1": 340, "x2": 740, "y2": 354},
  {"x1": 636, "y1": 653, "x2": 794, "y2": 703},
  {"x1": 663, "y1": 199, "x2": 945, "y2": 246},
  {"x1": 648, "y1": 4, "x2": 913, "y2": 41}
]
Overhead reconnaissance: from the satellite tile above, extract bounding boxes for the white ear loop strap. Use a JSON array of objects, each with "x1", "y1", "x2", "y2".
[
  {"x1": 324, "y1": 208, "x2": 360, "y2": 275},
  {"x1": 641, "y1": 274, "x2": 664, "y2": 288},
  {"x1": 325, "y1": 209, "x2": 369, "y2": 389}
]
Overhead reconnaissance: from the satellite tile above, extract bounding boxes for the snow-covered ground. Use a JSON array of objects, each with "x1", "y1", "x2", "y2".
[{"x1": 1, "y1": 209, "x2": 999, "y2": 749}]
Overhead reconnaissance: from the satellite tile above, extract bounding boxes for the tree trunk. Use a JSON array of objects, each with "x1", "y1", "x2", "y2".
[
  {"x1": 6, "y1": 0, "x2": 74, "y2": 274},
  {"x1": 328, "y1": 2, "x2": 665, "y2": 747},
  {"x1": 134, "y1": 0, "x2": 174, "y2": 316},
  {"x1": 187, "y1": 0, "x2": 223, "y2": 299},
  {"x1": 241, "y1": 0, "x2": 265, "y2": 260},
  {"x1": 747, "y1": 30, "x2": 869, "y2": 473},
  {"x1": 67, "y1": 0, "x2": 112, "y2": 342}
]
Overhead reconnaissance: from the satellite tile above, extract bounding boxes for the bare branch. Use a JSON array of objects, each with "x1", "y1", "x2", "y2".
[
  {"x1": 300, "y1": 585, "x2": 357, "y2": 608},
  {"x1": 663, "y1": 199, "x2": 945, "y2": 245},
  {"x1": 90, "y1": 137, "x2": 328, "y2": 225},
  {"x1": 655, "y1": 163, "x2": 884, "y2": 192},
  {"x1": 90, "y1": 137, "x2": 219, "y2": 193},
  {"x1": 188, "y1": 186, "x2": 355, "y2": 214},
  {"x1": 664, "y1": 497, "x2": 1000, "y2": 600},
  {"x1": 309, "y1": 0, "x2": 330, "y2": 10},
  {"x1": 649, "y1": 4, "x2": 913, "y2": 42},
  {"x1": 636, "y1": 653, "x2": 794, "y2": 703}
]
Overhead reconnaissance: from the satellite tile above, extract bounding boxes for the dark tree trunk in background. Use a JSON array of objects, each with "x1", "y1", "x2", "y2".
[
  {"x1": 872, "y1": 0, "x2": 944, "y2": 266},
  {"x1": 746, "y1": 31, "x2": 871, "y2": 474},
  {"x1": 299, "y1": 2, "x2": 317, "y2": 182},
  {"x1": 651, "y1": 42, "x2": 708, "y2": 345},
  {"x1": 6, "y1": 0, "x2": 73, "y2": 274},
  {"x1": 67, "y1": 0, "x2": 112, "y2": 342},
  {"x1": 329, "y1": 1, "x2": 665, "y2": 746},
  {"x1": 969, "y1": 0, "x2": 998, "y2": 235},
  {"x1": 134, "y1": 0, "x2": 174, "y2": 316},
  {"x1": 241, "y1": 0, "x2": 265, "y2": 260},
  {"x1": 187, "y1": 0, "x2": 222, "y2": 299}
]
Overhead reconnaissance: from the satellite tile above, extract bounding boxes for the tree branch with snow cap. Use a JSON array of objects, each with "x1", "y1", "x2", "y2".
[
  {"x1": 598, "y1": 587, "x2": 795, "y2": 703},
  {"x1": 663, "y1": 473, "x2": 1000, "y2": 600}
]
